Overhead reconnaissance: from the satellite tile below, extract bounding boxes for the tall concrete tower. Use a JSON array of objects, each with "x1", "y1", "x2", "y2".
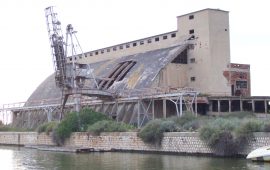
[{"x1": 177, "y1": 9, "x2": 231, "y2": 95}]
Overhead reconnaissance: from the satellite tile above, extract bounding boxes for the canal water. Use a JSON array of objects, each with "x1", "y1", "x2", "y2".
[{"x1": 0, "y1": 146, "x2": 269, "y2": 170}]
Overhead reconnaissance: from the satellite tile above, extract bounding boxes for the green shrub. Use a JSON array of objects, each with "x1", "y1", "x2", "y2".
[
  {"x1": 138, "y1": 119, "x2": 163, "y2": 145},
  {"x1": 37, "y1": 124, "x2": 46, "y2": 133},
  {"x1": 199, "y1": 118, "x2": 238, "y2": 146},
  {"x1": 78, "y1": 108, "x2": 109, "y2": 131},
  {"x1": 159, "y1": 120, "x2": 178, "y2": 132},
  {"x1": 222, "y1": 111, "x2": 255, "y2": 119},
  {"x1": 87, "y1": 120, "x2": 134, "y2": 135},
  {"x1": 53, "y1": 112, "x2": 79, "y2": 145},
  {"x1": 45, "y1": 121, "x2": 58, "y2": 134},
  {"x1": 37, "y1": 121, "x2": 58, "y2": 135},
  {"x1": 52, "y1": 108, "x2": 109, "y2": 145},
  {"x1": 236, "y1": 119, "x2": 264, "y2": 136},
  {"x1": 0, "y1": 124, "x2": 31, "y2": 132},
  {"x1": 199, "y1": 124, "x2": 222, "y2": 146},
  {"x1": 182, "y1": 119, "x2": 200, "y2": 131},
  {"x1": 138, "y1": 113, "x2": 198, "y2": 145},
  {"x1": 0, "y1": 125, "x2": 12, "y2": 132},
  {"x1": 199, "y1": 117, "x2": 267, "y2": 156},
  {"x1": 263, "y1": 123, "x2": 270, "y2": 132},
  {"x1": 169, "y1": 112, "x2": 196, "y2": 126},
  {"x1": 138, "y1": 119, "x2": 177, "y2": 145}
]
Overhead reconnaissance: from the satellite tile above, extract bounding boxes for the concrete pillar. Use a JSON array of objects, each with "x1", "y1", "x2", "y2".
[
  {"x1": 265, "y1": 100, "x2": 267, "y2": 114},
  {"x1": 229, "y1": 100, "x2": 231, "y2": 113},
  {"x1": 240, "y1": 99, "x2": 243, "y2": 112},
  {"x1": 209, "y1": 101, "x2": 212, "y2": 112},
  {"x1": 47, "y1": 111, "x2": 52, "y2": 122},
  {"x1": 180, "y1": 96, "x2": 183, "y2": 117},
  {"x1": 152, "y1": 99, "x2": 155, "y2": 120},
  {"x1": 137, "y1": 101, "x2": 140, "y2": 128},
  {"x1": 163, "y1": 99, "x2": 167, "y2": 118},
  {"x1": 218, "y1": 100, "x2": 220, "y2": 114},
  {"x1": 252, "y1": 100, "x2": 255, "y2": 113},
  {"x1": 195, "y1": 96, "x2": 198, "y2": 117}
]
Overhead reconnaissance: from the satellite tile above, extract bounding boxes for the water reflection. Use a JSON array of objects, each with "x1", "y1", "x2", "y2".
[{"x1": 0, "y1": 146, "x2": 270, "y2": 170}]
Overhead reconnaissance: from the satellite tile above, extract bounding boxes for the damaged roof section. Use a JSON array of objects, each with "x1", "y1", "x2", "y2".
[
  {"x1": 86, "y1": 44, "x2": 188, "y2": 95},
  {"x1": 27, "y1": 44, "x2": 188, "y2": 105}
]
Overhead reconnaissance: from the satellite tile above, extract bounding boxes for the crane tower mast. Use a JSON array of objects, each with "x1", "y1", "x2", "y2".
[{"x1": 45, "y1": 6, "x2": 66, "y2": 88}]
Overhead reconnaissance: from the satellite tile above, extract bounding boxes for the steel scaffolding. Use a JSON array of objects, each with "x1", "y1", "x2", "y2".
[{"x1": 0, "y1": 88, "x2": 199, "y2": 128}]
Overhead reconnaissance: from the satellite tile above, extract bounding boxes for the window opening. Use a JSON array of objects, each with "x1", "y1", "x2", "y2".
[
  {"x1": 140, "y1": 41, "x2": 144, "y2": 45},
  {"x1": 236, "y1": 81, "x2": 247, "y2": 89},
  {"x1": 188, "y1": 44, "x2": 195, "y2": 50},
  {"x1": 147, "y1": 39, "x2": 152, "y2": 43},
  {"x1": 189, "y1": 29, "x2": 194, "y2": 34},
  {"x1": 133, "y1": 42, "x2": 137, "y2": 47},
  {"x1": 107, "y1": 49, "x2": 110, "y2": 52},
  {"x1": 190, "y1": 58, "x2": 195, "y2": 63},
  {"x1": 190, "y1": 77, "x2": 196, "y2": 81},
  {"x1": 95, "y1": 51, "x2": 98, "y2": 55},
  {"x1": 155, "y1": 37, "x2": 159, "y2": 41},
  {"x1": 171, "y1": 49, "x2": 188, "y2": 64},
  {"x1": 163, "y1": 35, "x2": 167, "y2": 40},
  {"x1": 113, "y1": 47, "x2": 117, "y2": 51},
  {"x1": 126, "y1": 44, "x2": 130, "y2": 48},
  {"x1": 171, "y1": 33, "x2": 176, "y2": 38},
  {"x1": 119, "y1": 45, "x2": 123, "y2": 50},
  {"x1": 189, "y1": 15, "x2": 194, "y2": 20},
  {"x1": 98, "y1": 61, "x2": 137, "y2": 89}
]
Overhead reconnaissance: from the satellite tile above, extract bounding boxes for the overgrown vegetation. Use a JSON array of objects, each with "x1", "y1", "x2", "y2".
[
  {"x1": 52, "y1": 108, "x2": 109, "y2": 145},
  {"x1": 138, "y1": 111, "x2": 270, "y2": 155},
  {"x1": 36, "y1": 121, "x2": 58, "y2": 135},
  {"x1": 33, "y1": 109, "x2": 270, "y2": 156},
  {"x1": 138, "y1": 119, "x2": 177, "y2": 145},
  {"x1": 0, "y1": 121, "x2": 32, "y2": 132},
  {"x1": 221, "y1": 111, "x2": 255, "y2": 119},
  {"x1": 199, "y1": 116, "x2": 268, "y2": 156},
  {"x1": 87, "y1": 120, "x2": 134, "y2": 135},
  {"x1": 138, "y1": 112, "x2": 197, "y2": 145},
  {"x1": 35, "y1": 108, "x2": 135, "y2": 145}
]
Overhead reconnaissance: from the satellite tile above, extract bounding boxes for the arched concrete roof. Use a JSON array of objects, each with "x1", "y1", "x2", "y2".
[{"x1": 26, "y1": 73, "x2": 61, "y2": 106}]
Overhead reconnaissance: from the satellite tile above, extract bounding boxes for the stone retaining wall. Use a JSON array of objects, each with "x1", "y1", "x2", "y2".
[{"x1": 0, "y1": 132, "x2": 270, "y2": 156}]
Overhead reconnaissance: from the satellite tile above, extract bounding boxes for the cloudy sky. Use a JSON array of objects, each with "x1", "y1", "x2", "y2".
[{"x1": 0, "y1": 0, "x2": 269, "y2": 106}]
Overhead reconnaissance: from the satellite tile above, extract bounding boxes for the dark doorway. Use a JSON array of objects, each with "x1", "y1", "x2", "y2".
[
  {"x1": 231, "y1": 100, "x2": 240, "y2": 112},
  {"x1": 243, "y1": 101, "x2": 252, "y2": 111}
]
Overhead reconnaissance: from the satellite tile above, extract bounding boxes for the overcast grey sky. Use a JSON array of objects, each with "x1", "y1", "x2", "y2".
[{"x1": 0, "y1": 0, "x2": 269, "y2": 106}]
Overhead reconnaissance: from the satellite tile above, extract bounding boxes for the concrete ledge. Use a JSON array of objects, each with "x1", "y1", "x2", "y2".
[
  {"x1": 99, "y1": 132, "x2": 138, "y2": 136},
  {"x1": 163, "y1": 132, "x2": 198, "y2": 137},
  {"x1": 253, "y1": 132, "x2": 270, "y2": 137}
]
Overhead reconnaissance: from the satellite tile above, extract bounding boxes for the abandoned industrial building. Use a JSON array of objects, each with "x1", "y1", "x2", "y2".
[{"x1": 1, "y1": 8, "x2": 270, "y2": 128}]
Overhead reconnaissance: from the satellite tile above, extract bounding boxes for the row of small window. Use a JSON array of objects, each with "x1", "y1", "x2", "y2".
[{"x1": 86, "y1": 33, "x2": 177, "y2": 57}]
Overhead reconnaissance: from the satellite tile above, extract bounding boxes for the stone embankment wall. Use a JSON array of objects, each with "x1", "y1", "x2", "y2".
[
  {"x1": 0, "y1": 132, "x2": 54, "y2": 146},
  {"x1": 0, "y1": 132, "x2": 270, "y2": 156}
]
